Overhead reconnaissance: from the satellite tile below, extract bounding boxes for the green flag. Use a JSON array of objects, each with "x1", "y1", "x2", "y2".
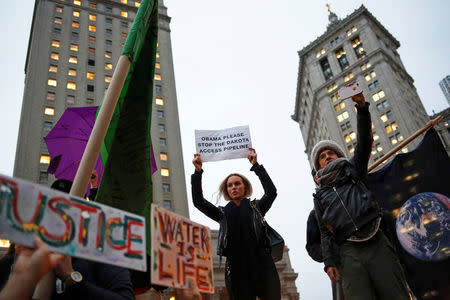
[{"x1": 96, "y1": 0, "x2": 158, "y2": 256}]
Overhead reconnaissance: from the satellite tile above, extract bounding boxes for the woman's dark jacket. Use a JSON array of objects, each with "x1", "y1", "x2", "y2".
[
  {"x1": 191, "y1": 162, "x2": 277, "y2": 258},
  {"x1": 306, "y1": 209, "x2": 323, "y2": 263},
  {"x1": 313, "y1": 103, "x2": 380, "y2": 271}
]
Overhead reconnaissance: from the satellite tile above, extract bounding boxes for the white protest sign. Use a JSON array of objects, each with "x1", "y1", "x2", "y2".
[
  {"x1": 195, "y1": 125, "x2": 252, "y2": 162},
  {"x1": 0, "y1": 174, "x2": 146, "y2": 271},
  {"x1": 151, "y1": 204, "x2": 214, "y2": 293}
]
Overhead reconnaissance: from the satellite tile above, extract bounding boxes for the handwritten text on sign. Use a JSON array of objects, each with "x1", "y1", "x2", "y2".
[
  {"x1": 151, "y1": 204, "x2": 214, "y2": 293},
  {"x1": 0, "y1": 174, "x2": 146, "y2": 271},
  {"x1": 195, "y1": 125, "x2": 252, "y2": 162}
]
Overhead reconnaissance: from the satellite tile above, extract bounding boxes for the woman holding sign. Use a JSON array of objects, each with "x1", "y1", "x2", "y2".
[{"x1": 191, "y1": 148, "x2": 280, "y2": 300}]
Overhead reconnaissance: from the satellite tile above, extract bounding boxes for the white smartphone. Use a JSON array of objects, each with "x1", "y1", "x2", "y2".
[{"x1": 338, "y1": 82, "x2": 362, "y2": 100}]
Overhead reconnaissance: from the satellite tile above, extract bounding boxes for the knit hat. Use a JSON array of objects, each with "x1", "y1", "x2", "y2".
[{"x1": 311, "y1": 140, "x2": 346, "y2": 171}]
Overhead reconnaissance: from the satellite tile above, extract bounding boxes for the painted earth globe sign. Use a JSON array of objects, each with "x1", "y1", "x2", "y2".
[{"x1": 396, "y1": 192, "x2": 450, "y2": 261}]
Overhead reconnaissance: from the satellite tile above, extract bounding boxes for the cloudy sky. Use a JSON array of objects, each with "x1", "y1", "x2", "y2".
[{"x1": 0, "y1": 0, "x2": 449, "y2": 298}]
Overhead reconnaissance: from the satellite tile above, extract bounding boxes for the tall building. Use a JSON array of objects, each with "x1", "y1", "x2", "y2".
[
  {"x1": 13, "y1": 0, "x2": 188, "y2": 217},
  {"x1": 292, "y1": 5, "x2": 430, "y2": 168},
  {"x1": 439, "y1": 75, "x2": 450, "y2": 106}
]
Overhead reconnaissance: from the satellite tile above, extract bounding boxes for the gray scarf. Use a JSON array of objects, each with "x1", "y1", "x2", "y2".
[{"x1": 316, "y1": 158, "x2": 348, "y2": 186}]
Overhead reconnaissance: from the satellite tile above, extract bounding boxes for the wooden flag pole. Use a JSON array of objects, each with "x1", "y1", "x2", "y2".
[
  {"x1": 33, "y1": 55, "x2": 131, "y2": 300},
  {"x1": 368, "y1": 115, "x2": 443, "y2": 173}
]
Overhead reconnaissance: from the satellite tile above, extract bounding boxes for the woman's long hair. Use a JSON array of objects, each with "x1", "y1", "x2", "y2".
[{"x1": 218, "y1": 173, "x2": 253, "y2": 201}]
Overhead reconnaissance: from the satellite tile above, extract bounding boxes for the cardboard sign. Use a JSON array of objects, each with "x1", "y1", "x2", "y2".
[
  {"x1": 151, "y1": 204, "x2": 214, "y2": 293},
  {"x1": 195, "y1": 125, "x2": 252, "y2": 162},
  {"x1": 0, "y1": 174, "x2": 146, "y2": 271}
]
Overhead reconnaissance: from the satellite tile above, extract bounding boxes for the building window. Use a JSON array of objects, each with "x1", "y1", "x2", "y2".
[
  {"x1": 161, "y1": 168, "x2": 169, "y2": 177},
  {"x1": 46, "y1": 92, "x2": 56, "y2": 101},
  {"x1": 390, "y1": 132, "x2": 404, "y2": 145},
  {"x1": 340, "y1": 121, "x2": 351, "y2": 131},
  {"x1": 121, "y1": 32, "x2": 128, "y2": 39},
  {"x1": 155, "y1": 62, "x2": 161, "y2": 69},
  {"x1": 106, "y1": 28, "x2": 112, "y2": 35},
  {"x1": 368, "y1": 80, "x2": 380, "y2": 91},
  {"x1": 163, "y1": 200, "x2": 172, "y2": 209},
  {"x1": 380, "y1": 111, "x2": 393, "y2": 122},
  {"x1": 89, "y1": 25, "x2": 96, "y2": 32},
  {"x1": 106, "y1": 18, "x2": 113, "y2": 25},
  {"x1": 360, "y1": 62, "x2": 372, "y2": 71},
  {"x1": 365, "y1": 71, "x2": 376, "y2": 81},
  {"x1": 86, "y1": 72, "x2": 95, "y2": 80},
  {"x1": 105, "y1": 63, "x2": 113, "y2": 70},
  {"x1": 158, "y1": 124, "x2": 165, "y2": 132},
  {"x1": 53, "y1": 28, "x2": 61, "y2": 35},
  {"x1": 159, "y1": 138, "x2": 166, "y2": 146},
  {"x1": 49, "y1": 65, "x2": 58, "y2": 73},
  {"x1": 105, "y1": 6, "x2": 112, "y2": 13},
  {"x1": 43, "y1": 121, "x2": 53, "y2": 131},
  {"x1": 105, "y1": 51, "x2": 112, "y2": 59},
  {"x1": 155, "y1": 85, "x2": 162, "y2": 93},
  {"x1": 88, "y1": 59, "x2": 95, "y2": 66},
  {"x1": 89, "y1": 2, "x2": 96, "y2": 9},
  {"x1": 86, "y1": 98, "x2": 94, "y2": 105},
  {"x1": 344, "y1": 73, "x2": 354, "y2": 82},
  {"x1": 330, "y1": 93, "x2": 340, "y2": 102},
  {"x1": 69, "y1": 56, "x2": 78, "y2": 64},
  {"x1": 44, "y1": 106, "x2": 55, "y2": 116},
  {"x1": 376, "y1": 100, "x2": 389, "y2": 111},
  {"x1": 87, "y1": 84, "x2": 94, "y2": 92},
  {"x1": 335, "y1": 48, "x2": 349, "y2": 70},
  {"x1": 157, "y1": 110, "x2": 164, "y2": 118},
  {"x1": 67, "y1": 81, "x2": 76, "y2": 90},
  {"x1": 385, "y1": 122, "x2": 398, "y2": 134},
  {"x1": 121, "y1": 11, "x2": 128, "y2": 18},
  {"x1": 372, "y1": 90, "x2": 385, "y2": 102},
  {"x1": 105, "y1": 76, "x2": 112, "y2": 83},
  {"x1": 72, "y1": 21, "x2": 80, "y2": 28},
  {"x1": 352, "y1": 37, "x2": 365, "y2": 59},
  {"x1": 89, "y1": 36, "x2": 96, "y2": 43},
  {"x1": 89, "y1": 14, "x2": 97, "y2": 21},
  {"x1": 154, "y1": 74, "x2": 162, "y2": 81},
  {"x1": 327, "y1": 83, "x2": 338, "y2": 93},
  {"x1": 330, "y1": 37, "x2": 341, "y2": 47},
  {"x1": 315, "y1": 48, "x2": 325, "y2": 58},
  {"x1": 71, "y1": 32, "x2": 79, "y2": 39},
  {"x1": 121, "y1": 21, "x2": 128, "y2": 27},
  {"x1": 156, "y1": 98, "x2": 164, "y2": 106},
  {"x1": 47, "y1": 78, "x2": 57, "y2": 87},
  {"x1": 106, "y1": 40, "x2": 112, "y2": 46},
  {"x1": 40, "y1": 155, "x2": 51, "y2": 164},
  {"x1": 334, "y1": 101, "x2": 346, "y2": 112},
  {"x1": 162, "y1": 183, "x2": 170, "y2": 193},
  {"x1": 160, "y1": 152, "x2": 168, "y2": 161},
  {"x1": 66, "y1": 95, "x2": 75, "y2": 104},
  {"x1": 337, "y1": 111, "x2": 349, "y2": 122},
  {"x1": 346, "y1": 26, "x2": 357, "y2": 36},
  {"x1": 73, "y1": 10, "x2": 80, "y2": 18},
  {"x1": 156, "y1": 52, "x2": 160, "y2": 58},
  {"x1": 344, "y1": 131, "x2": 356, "y2": 143},
  {"x1": 70, "y1": 44, "x2": 79, "y2": 51},
  {"x1": 56, "y1": 6, "x2": 63, "y2": 13},
  {"x1": 68, "y1": 69, "x2": 77, "y2": 76},
  {"x1": 348, "y1": 145, "x2": 354, "y2": 153},
  {"x1": 54, "y1": 17, "x2": 63, "y2": 25},
  {"x1": 73, "y1": 0, "x2": 81, "y2": 6},
  {"x1": 51, "y1": 40, "x2": 60, "y2": 48},
  {"x1": 320, "y1": 58, "x2": 333, "y2": 81},
  {"x1": 121, "y1": 0, "x2": 127, "y2": 4},
  {"x1": 88, "y1": 47, "x2": 95, "y2": 55}
]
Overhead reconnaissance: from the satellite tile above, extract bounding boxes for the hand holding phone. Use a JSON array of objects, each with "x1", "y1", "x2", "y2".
[{"x1": 338, "y1": 82, "x2": 362, "y2": 100}]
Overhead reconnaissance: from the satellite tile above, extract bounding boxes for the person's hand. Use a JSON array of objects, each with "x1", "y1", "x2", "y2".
[
  {"x1": 247, "y1": 148, "x2": 257, "y2": 165},
  {"x1": 326, "y1": 266, "x2": 341, "y2": 283},
  {"x1": 351, "y1": 92, "x2": 365, "y2": 107},
  {"x1": 90, "y1": 170, "x2": 98, "y2": 189},
  {"x1": 53, "y1": 255, "x2": 74, "y2": 280},
  {"x1": 193, "y1": 154, "x2": 202, "y2": 171}
]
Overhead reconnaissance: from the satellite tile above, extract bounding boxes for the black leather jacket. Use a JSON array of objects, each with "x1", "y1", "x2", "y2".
[
  {"x1": 191, "y1": 163, "x2": 277, "y2": 259},
  {"x1": 313, "y1": 103, "x2": 380, "y2": 270}
]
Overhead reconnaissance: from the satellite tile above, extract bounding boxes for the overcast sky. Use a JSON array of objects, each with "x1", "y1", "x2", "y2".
[{"x1": 0, "y1": 0, "x2": 449, "y2": 298}]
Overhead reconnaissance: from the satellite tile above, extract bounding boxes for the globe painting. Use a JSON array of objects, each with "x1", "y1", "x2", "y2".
[{"x1": 396, "y1": 192, "x2": 450, "y2": 261}]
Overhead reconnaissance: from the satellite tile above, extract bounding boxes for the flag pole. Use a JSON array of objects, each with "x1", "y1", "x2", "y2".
[
  {"x1": 368, "y1": 115, "x2": 443, "y2": 172},
  {"x1": 33, "y1": 56, "x2": 131, "y2": 300},
  {"x1": 69, "y1": 55, "x2": 130, "y2": 197}
]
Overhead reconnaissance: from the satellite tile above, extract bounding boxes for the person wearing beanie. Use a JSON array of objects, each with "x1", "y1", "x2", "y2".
[{"x1": 311, "y1": 92, "x2": 409, "y2": 299}]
